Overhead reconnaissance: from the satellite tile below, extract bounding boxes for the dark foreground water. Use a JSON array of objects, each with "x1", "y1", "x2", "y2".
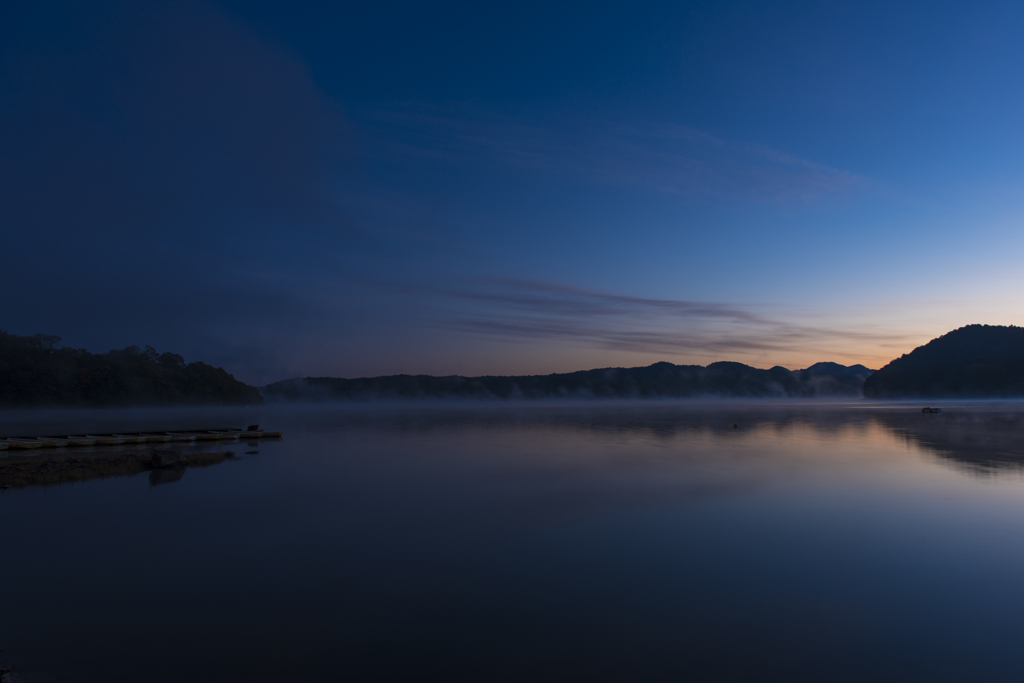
[{"x1": 4, "y1": 401, "x2": 1024, "y2": 682}]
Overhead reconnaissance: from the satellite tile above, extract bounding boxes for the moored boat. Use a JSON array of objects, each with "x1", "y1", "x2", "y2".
[
  {"x1": 6, "y1": 439, "x2": 44, "y2": 449},
  {"x1": 193, "y1": 432, "x2": 226, "y2": 441},
  {"x1": 164, "y1": 432, "x2": 198, "y2": 442},
  {"x1": 33, "y1": 437, "x2": 69, "y2": 448},
  {"x1": 64, "y1": 436, "x2": 98, "y2": 447},
  {"x1": 86, "y1": 435, "x2": 125, "y2": 445},
  {"x1": 139, "y1": 433, "x2": 172, "y2": 442},
  {"x1": 112, "y1": 434, "x2": 146, "y2": 443}
]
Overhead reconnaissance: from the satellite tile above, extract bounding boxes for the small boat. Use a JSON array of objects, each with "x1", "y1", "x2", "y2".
[
  {"x1": 0, "y1": 440, "x2": 9, "y2": 451},
  {"x1": 6, "y1": 439, "x2": 44, "y2": 450},
  {"x1": 921, "y1": 407, "x2": 942, "y2": 414},
  {"x1": 33, "y1": 437, "x2": 69, "y2": 448},
  {"x1": 261, "y1": 431, "x2": 284, "y2": 438},
  {"x1": 228, "y1": 429, "x2": 263, "y2": 438},
  {"x1": 163, "y1": 433, "x2": 198, "y2": 442},
  {"x1": 193, "y1": 432, "x2": 227, "y2": 441},
  {"x1": 139, "y1": 433, "x2": 172, "y2": 442},
  {"x1": 208, "y1": 431, "x2": 241, "y2": 440},
  {"x1": 64, "y1": 436, "x2": 98, "y2": 447},
  {"x1": 86, "y1": 435, "x2": 125, "y2": 445},
  {"x1": 112, "y1": 434, "x2": 146, "y2": 444}
]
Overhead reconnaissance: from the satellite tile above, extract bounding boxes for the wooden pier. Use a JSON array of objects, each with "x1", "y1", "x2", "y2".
[{"x1": 0, "y1": 428, "x2": 282, "y2": 451}]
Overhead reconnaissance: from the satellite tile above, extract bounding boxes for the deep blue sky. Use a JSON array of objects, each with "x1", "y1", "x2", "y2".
[{"x1": 4, "y1": 0, "x2": 1024, "y2": 383}]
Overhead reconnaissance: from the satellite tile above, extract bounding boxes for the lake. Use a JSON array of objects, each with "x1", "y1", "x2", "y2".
[{"x1": 4, "y1": 401, "x2": 1024, "y2": 682}]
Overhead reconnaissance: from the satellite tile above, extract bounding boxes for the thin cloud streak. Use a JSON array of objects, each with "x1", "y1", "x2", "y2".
[
  {"x1": 403, "y1": 278, "x2": 911, "y2": 363},
  {"x1": 361, "y1": 104, "x2": 865, "y2": 203},
  {"x1": 443, "y1": 278, "x2": 770, "y2": 324}
]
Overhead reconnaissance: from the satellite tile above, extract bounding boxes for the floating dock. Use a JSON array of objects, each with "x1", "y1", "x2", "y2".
[{"x1": 0, "y1": 428, "x2": 282, "y2": 451}]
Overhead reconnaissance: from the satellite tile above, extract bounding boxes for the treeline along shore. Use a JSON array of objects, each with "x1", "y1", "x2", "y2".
[
  {"x1": 864, "y1": 325, "x2": 1024, "y2": 398},
  {"x1": 0, "y1": 331, "x2": 262, "y2": 407},
  {"x1": 265, "y1": 325, "x2": 1024, "y2": 402},
  {"x1": 263, "y1": 361, "x2": 875, "y2": 401},
  {"x1": 5, "y1": 324, "x2": 1024, "y2": 407}
]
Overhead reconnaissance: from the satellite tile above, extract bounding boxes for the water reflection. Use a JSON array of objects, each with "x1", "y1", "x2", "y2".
[
  {"x1": 148, "y1": 466, "x2": 186, "y2": 486},
  {"x1": 4, "y1": 402, "x2": 1024, "y2": 482},
  {"x1": 271, "y1": 401, "x2": 1024, "y2": 475},
  {"x1": 870, "y1": 409, "x2": 1024, "y2": 474},
  {"x1": 4, "y1": 402, "x2": 1024, "y2": 682}
]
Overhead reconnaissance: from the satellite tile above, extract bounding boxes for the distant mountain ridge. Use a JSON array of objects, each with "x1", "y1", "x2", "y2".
[
  {"x1": 864, "y1": 324, "x2": 1024, "y2": 398},
  {"x1": 262, "y1": 361, "x2": 876, "y2": 402}
]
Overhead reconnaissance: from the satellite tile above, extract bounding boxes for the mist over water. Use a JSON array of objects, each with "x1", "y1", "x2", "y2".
[{"x1": 4, "y1": 401, "x2": 1024, "y2": 681}]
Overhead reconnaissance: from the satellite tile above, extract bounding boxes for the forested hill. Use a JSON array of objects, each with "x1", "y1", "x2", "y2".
[
  {"x1": 263, "y1": 361, "x2": 875, "y2": 402},
  {"x1": 864, "y1": 325, "x2": 1024, "y2": 398},
  {"x1": 0, "y1": 331, "x2": 262, "y2": 407}
]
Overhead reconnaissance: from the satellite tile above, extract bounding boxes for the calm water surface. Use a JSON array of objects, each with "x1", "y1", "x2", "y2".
[{"x1": 4, "y1": 402, "x2": 1024, "y2": 682}]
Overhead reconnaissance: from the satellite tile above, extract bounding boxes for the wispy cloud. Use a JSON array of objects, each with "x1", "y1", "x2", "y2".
[
  {"x1": 441, "y1": 278, "x2": 768, "y2": 323},
  {"x1": 403, "y1": 278, "x2": 908, "y2": 364},
  {"x1": 360, "y1": 104, "x2": 864, "y2": 203}
]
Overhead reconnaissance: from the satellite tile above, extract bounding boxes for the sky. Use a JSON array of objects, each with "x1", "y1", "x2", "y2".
[{"x1": 3, "y1": 0, "x2": 1024, "y2": 384}]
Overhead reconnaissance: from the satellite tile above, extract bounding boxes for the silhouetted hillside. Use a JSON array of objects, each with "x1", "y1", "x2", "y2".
[
  {"x1": 263, "y1": 361, "x2": 875, "y2": 402},
  {"x1": 0, "y1": 331, "x2": 262, "y2": 407},
  {"x1": 863, "y1": 325, "x2": 1024, "y2": 398}
]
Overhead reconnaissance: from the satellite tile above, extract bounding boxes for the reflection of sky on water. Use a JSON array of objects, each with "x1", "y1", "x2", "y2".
[{"x1": 4, "y1": 402, "x2": 1024, "y2": 681}]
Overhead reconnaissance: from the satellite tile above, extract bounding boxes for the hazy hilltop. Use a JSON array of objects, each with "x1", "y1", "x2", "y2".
[
  {"x1": 23, "y1": 322, "x2": 1024, "y2": 405},
  {"x1": 263, "y1": 361, "x2": 875, "y2": 402},
  {"x1": 864, "y1": 325, "x2": 1024, "y2": 398},
  {"x1": 0, "y1": 331, "x2": 263, "y2": 407}
]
